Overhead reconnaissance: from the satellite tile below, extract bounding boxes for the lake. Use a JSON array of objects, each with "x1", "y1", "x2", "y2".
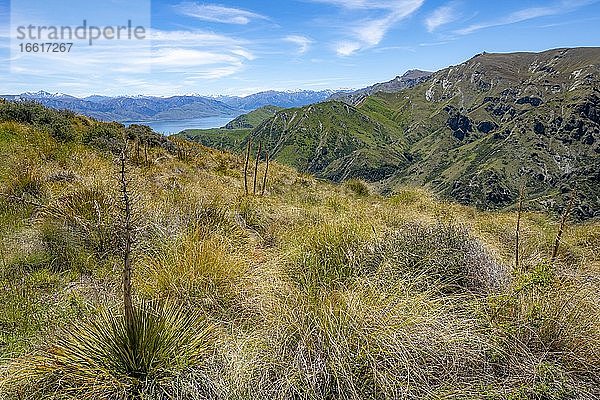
[{"x1": 124, "y1": 115, "x2": 240, "y2": 135}]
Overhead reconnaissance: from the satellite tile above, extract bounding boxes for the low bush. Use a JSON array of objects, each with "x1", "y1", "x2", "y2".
[
  {"x1": 368, "y1": 222, "x2": 508, "y2": 293},
  {"x1": 343, "y1": 179, "x2": 370, "y2": 196}
]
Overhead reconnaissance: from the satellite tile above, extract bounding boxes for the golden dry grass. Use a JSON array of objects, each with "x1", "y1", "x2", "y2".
[{"x1": 0, "y1": 116, "x2": 598, "y2": 399}]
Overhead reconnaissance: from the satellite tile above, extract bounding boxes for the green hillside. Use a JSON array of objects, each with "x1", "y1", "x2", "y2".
[
  {"x1": 247, "y1": 48, "x2": 600, "y2": 219},
  {"x1": 224, "y1": 105, "x2": 283, "y2": 129},
  {"x1": 178, "y1": 106, "x2": 282, "y2": 151},
  {"x1": 249, "y1": 101, "x2": 411, "y2": 181}
]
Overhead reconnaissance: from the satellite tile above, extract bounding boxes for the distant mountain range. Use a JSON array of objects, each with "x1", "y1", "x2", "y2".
[
  {"x1": 1, "y1": 75, "x2": 436, "y2": 124},
  {"x1": 0, "y1": 90, "x2": 336, "y2": 123}
]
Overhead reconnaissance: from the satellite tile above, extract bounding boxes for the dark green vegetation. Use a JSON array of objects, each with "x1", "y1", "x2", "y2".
[
  {"x1": 186, "y1": 48, "x2": 600, "y2": 219},
  {"x1": 178, "y1": 106, "x2": 282, "y2": 151},
  {"x1": 1, "y1": 86, "x2": 599, "y2": 399},
  {"x1": 223, "y1": 105, "x2": 283, "y2": 129}
]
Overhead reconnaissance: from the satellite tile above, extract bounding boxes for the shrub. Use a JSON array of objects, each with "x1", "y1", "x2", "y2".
[
  {"x1": 367, "y1": 222, "x2": 508, "y2": 293},
  {"x1": 0, "y1": 102, "x2": 78, "y2": 143},
  {"x1": 344, "y1": 179, "x2": 370, "y2": 196},
  {"x1": 48, "y1": 118, "x2": 77, "y2": 143},
  {"x1": 6, "y1": 301, "x2": 215, "y2": 400},
  {"x1": 83, "y1": 122, "x2": 125, "y2": 153}
]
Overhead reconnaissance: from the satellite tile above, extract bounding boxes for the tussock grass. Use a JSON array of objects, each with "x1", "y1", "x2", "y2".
[
  {"x1": 286, "y1": 220, "x2": 372, "y2": 291},
  {"x1": 343, "y1": 178, "x2": 370, "y2": 196},
  {"x1": 1, "y1": 103, "x2": 599, "y2": 399},
  {"x1": 38, "y1": 186, "x2": 121, "y2": 271},
  {"x1": 242, "y1": 281, "x2": 491, "y2": 400},
  {"x1": 368, "y1": 221, "x2": 509, "y2": 293},
  {"x1": 137, "y1": 233, "x2": 250, "y2": 316}
]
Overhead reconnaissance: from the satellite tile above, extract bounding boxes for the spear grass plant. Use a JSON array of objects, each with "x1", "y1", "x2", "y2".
[{"x1": 3, "y1": 301, "x2": 215, "y2": 400}]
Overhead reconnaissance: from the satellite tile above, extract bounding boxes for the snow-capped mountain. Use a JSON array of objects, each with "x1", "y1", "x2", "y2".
[{"x1": 0, "y1": 90, "x2": 336, "y2": 122}]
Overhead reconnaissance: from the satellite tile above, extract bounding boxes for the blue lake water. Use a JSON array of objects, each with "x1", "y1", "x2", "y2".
[{"x1": 124, "y1": 116, "x2": 239, "y2": 135}]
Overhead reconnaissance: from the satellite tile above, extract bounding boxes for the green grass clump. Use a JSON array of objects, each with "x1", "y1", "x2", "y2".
[
  {"x1": 3, "y1": 164, "x2": 46, "y2": 203},
  {"x1": 287, "y1": 220, "x2": 372, "y2": 291},
  {"x1": 38, "y1": 187, "x2": 121, "y2": 271}
]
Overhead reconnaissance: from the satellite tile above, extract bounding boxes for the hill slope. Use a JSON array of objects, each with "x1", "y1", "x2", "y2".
[
  {"x1": 248, "y1": 48, "x2": 600, "y2": 219},
  {"x1": 250, "y1": 101, "x2": 411, "y2": 181},
  {"x1": 0, "y1": 100, "x2": 598, "y2": 399},
  {"x1": 177, "y1": 106, "x2": 283, "y2": 151}
]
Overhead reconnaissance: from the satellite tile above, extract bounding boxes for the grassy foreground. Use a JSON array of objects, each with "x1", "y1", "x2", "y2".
[{"x1": 0, "y1": 102, "x2": 598, "y2": 399}]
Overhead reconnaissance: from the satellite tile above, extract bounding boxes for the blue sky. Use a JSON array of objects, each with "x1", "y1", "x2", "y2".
[{"x1": 0, "y1": 0, "x2": 599, "y2": 96}]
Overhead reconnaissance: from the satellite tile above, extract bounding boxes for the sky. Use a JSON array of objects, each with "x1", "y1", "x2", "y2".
[{"x1": 0, "y1": 0, "x2": 599, "y2": 97}]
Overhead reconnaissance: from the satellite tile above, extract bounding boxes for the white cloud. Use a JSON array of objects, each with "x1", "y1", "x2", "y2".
[
  {"x1": 312, "y1": 0, "x2": 424, "y2": 56},
  {"x1": 354, "y1": 14, "x2": 397, "y2": 46},
  {"x1": 150, "y1": 30, "x2": 244, "y2": 47},
  {"x1": 174, "y1": 2, "x2": 268, "y2": 25},
  {"x1": 425, "y1": 3, "x2": 459, "y2": 32},
  {"x1": 335, "y1": 41, "x2": 361, "y2": 56},
  {"x1": 1, "y1": 24, "x2": 258, "y2": 96},
  {"x1": 455, "y1": 0, "x2": 595, "y2": 35},
  {"x1": 284, "y1": 35, "x2": 313, "y2": 54},
  {"x1": 310, "y1": 0, "x2": 416, "y2": 10},
  {"x1": 151, "y1": 48, "x2": 242, "y2": 68}
]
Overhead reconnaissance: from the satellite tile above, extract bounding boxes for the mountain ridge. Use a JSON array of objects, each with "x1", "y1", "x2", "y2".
[
  {"x1": 0, "y1": 90, "x2": 334, "y2": 123},
  {"x1": 328, "y1": 69, "x2": 433, "y2": 106},
  {"x1": 246, "y1": 47, "x2": 600, "y2": 219}
]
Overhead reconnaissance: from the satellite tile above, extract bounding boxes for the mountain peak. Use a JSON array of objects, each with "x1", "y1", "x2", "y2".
[{"x1": 328, "y1": 69, "x2": 433, "y2": 105}]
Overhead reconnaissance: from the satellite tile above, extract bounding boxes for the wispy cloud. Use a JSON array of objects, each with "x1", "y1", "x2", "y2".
[
  {"x1": 150, "y1": 48, "x2": 245, "y2": 68},
  {"x1": 284, "y1": 35, "x2": 313, "y2": 55},
  {"x1": 455, "y1": 0, "x2": 595, "y2": 35},
  {"x1": 2, "y1": 25, "x2": 257, "y2": 95},
  {"x1": 310, "y1": 0, "x2": 416, "y2": 10},
  {"x1": 317, "y1": 0, "x2": 424, "y2": 56},
  {"x1": 174, "y1": 2, "x2": 268, "y2": 25},
  {"x1": 425, "y1": 3, "x2": 460, "y2": 32},
  {"x1": 150, "y1": 30, "x2": 244, "y2": 47},
  {"x1": 336, "y1": 41, "x2": 362, "y2": 56}
]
